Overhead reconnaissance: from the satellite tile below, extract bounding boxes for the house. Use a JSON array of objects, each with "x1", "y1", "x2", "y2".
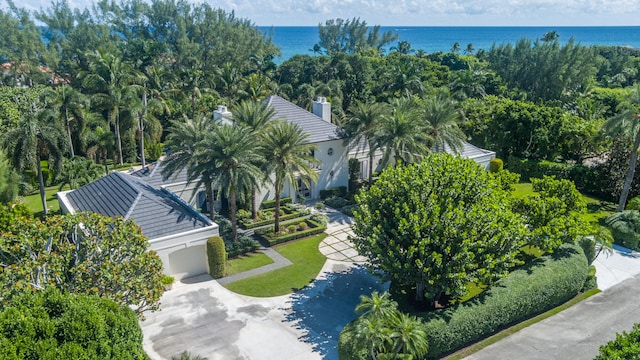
[
  {"x1": 215, "y1": 95, "x2": 350, "y2": 203},
  {"x1": 57, "y1": 171, "x2": 219, "y2": 280}
]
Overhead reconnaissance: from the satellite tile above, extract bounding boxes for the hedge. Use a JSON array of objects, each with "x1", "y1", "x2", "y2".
[
  {"x1": 238, "y1": 210, "x2": 304, "y2": 229},
  {"x1": 338, "y1": 243, "x2": 588, "y2": 359},
  {"x1": 596, "y1": 323, "x2": 640, "y2": 359},
  {"x1": 207, "y1": 236, "x2": 226, "y2": 279},
  {"x1": 261, "y1": 197, "x2": 292, "y2": 209},
  {"x1": 225, "y1": 236, "x2": 260, "y2": 259},
  {"x1": 254, "y1": 219, "x2": 326, "y2": 246},
  {"x1": 320, "y1": 186, "x2": 347, "y2": 200}
]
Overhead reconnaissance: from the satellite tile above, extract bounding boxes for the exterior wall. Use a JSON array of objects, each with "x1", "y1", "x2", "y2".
[{"x1": 150, "y1": 225, "x2": 219, "y2": 280}]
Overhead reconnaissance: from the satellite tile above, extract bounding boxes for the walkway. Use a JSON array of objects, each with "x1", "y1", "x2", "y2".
[
  {"x1": 216, "y1": 248, "x2": 292, "y2": 285},
  {"x1": 316, "y1": 205, "x2": 367, "y2": 262}
]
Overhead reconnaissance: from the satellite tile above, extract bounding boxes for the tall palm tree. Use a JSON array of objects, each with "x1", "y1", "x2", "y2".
[
  {"x1": 162, "y1": 115, "x2": 216, "y2": 219},
  {"x1": 343, "y1": 101, "x2": 388, "y2": 184},
  {"x1": 3, "y1": 109, "x2": 66, "y2": 217},
  {"x1": 193, "y1": 125, "x2": 263, "y2": 240},
  {"x1": 83, "y1": 50, "x2": 144, "y2": 166},
  {"x1": 85, "y1": 125, "x2": 115, "y2": 175},
  {"x1": 604, "y1": 84, "x2": 640, "y2": 212},
  {"x1": 41, "y1": 85, "x2": 87, "y2": 157},
  {"x1": 377, "y1": 98, "x2": 431, "y2": 167},
  {"x1": 232, "y1": 100, "x2": 277, "y2": 219},
  {"x1": 422, "y1": 92, "x2": 466, "y2": 153},
  {"x1": 262, "y1": 121, "x2": 319, "y2": 233}
]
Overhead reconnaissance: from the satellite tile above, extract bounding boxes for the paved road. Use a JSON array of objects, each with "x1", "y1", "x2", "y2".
[{"x1": 465, "y1": 274, "x2": 640, "y2": 360}]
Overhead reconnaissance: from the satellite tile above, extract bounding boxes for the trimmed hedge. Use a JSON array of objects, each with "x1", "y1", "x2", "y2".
[
  {"x1": 320, "y1": 186, "x2": 347, "y2": 200},
  {"x1": 225, "y1": 236, "x2": 260, "y2": 259},
  {"x1": 206, "y1": 236, "x2": 226, "y2": 279},
  {"x1": 238, "y1": 209, "x2": 304, "y2": 229},
  {"x1": 261, "y1": 197, "x2": 292, "y2": 209},
  {"x1": 254, "y1": 219, "x2": 326, "y2": 246},
  {"x1": 338, "y1": 243, "x2": 588, "y2": 359},
  {"x1": 489, "y1": 158, "x2": 504, "y2": 173}
]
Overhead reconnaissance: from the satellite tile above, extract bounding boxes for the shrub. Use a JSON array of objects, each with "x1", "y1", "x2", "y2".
[
  {"x1": 339, "y1": 244, "x2": 588, "y2": 360},
  {"x1": 206, "y1": 236, "x2": 226, "y2": 279},
  {"x1": 287, "y1": 224, "x2": 297, "y2": 233},
  {"x1": 320, "y1": 186, "x2": 348, "y2": 200},
  {"x1": 578, "y1": 236, "x2": 596, "y2": 265},
  {"x1": 298, "y1": 221, "x2": 308, "y2": 230},
  {"x1": 489, "y1": 169, "x2": 521, "y2": 191},
  {"x1": 161, "y1": 275, "x2": 174, "y2": 286},
  {"x1": 255, "y1": 219, "x2": 326, "y2": 246},
  {"x1": 596, "y1": 323, "x2": 640, "y2": 359},
  {"x1": 605, "y1": 211, "x2": 640, "y2": 250},
  {"x1": 582, "y1": 265, "x2": 598, "y2": 292},
  {"x1": 489, "y1": 158, "x2": 504, "y2": 173},
  {"x1": 238, "y1": 208, "x2": 304, "y2": 229},
  {"x1": 325, "y1": 196, "x2": 348, "y2": 209},
  {"x1": 237, "y1": 209, "x2": 251, "y2": 220},
  {"x1": 261, "y1": 197, "x2": 292, "y2": 209},
  {"x1": 310, "y1": 214, "x2": 329, "y2": 226},
  {"x1": 0, "y1": 288, "x2": 146, "y2": 359},
  {"x1": 341, "y1": 204, "x2": 358, "y2": 217},
  {"x1": 315, "y1": 202, "x2": 325, "y2": 210}
]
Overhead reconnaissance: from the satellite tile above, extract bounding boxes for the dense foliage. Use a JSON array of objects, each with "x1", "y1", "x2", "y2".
[
  {"x1": 352, "y1": 153, "x2": 527, "y2": 306},
  {"x1": 596, "y1": 323, "x2": 640, "y2": 359},
  {"x1": 0, "y1": 288, "x2": 147, "y2": 359},
  {"x1": 339, "y1": 244, "x2": 588, "y2": 359},
  {"x1": 0, "y1": 211, "x2": 165, "y2": 314},
  {"x1": 207, "y1": 236, "x2": 226, "y2": 279}
]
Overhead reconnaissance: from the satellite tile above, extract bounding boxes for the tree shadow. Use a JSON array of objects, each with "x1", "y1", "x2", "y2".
[{"x1": 283, "y1": 264, "x2": 388, "y2": 359}]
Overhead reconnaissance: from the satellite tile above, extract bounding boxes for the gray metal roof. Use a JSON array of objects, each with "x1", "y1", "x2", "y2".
[
  {"x1": 442, "y1": 141, "x2": 495, "y2": 159},
  {"x1": 66, "y1": 171, "x2": 212, "y2": 239},
  {"x1": 130, "y1": 161, "x2": 190, "y2": 187},
  {"x1": 263, "y1": 95, "x2": 343, "y2": 143}
]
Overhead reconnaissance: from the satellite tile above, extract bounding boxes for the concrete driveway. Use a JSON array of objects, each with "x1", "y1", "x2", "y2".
[{"x1": 140, "y1": 261, "x2": 387, "y2": 360}]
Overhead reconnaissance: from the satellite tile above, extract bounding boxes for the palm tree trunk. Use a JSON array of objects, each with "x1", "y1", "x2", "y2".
[
  {"x1": 207, "y1": 183, "x2": 216, "y2": 220},
  {"x1": 103, "y1": 152, "x2": 109, "y2": 175},
  {"x1": 115, "y1": 113, "x2": 123, "y2": 166},
  {"x1": 230, "y1": 186, "x2": 238, "y2": 241},
  {"x1": 36, "y1": 153, "x2": 48, "y2": 218},
  {"x1": 415, "y1": 282, "x2": 425, "y2": 302},
  {"x1": 617, "y1": 130, "x2": 640, "y2": 211},
  {"x1": 274, "y1": 181, "x2": 281, "y2": 234},
  {"x1": 65, "y1": 111, "x2": 75, "y2": 158},
  {"x1": 251, "y1": 187, "x2": 257, "y2": 220},
  {"x1": 140, "y1": 91, "x2": 147, "y2": 168},
  {"x1": 368, "y1": 146, "x2": 374, "y2": 184}
]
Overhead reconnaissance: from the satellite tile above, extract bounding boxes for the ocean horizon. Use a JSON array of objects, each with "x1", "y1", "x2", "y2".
[{"x1": 259, "y1": 26, "x2": 640, "y2": 63}]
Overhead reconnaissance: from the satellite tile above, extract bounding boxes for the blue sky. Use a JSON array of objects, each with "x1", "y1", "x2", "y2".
[{"x1": 13, "y1": 0, "x2": 640, "y2": 26}]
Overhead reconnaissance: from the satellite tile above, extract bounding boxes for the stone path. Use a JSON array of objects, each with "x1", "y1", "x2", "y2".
[{"x1": 319, "y1": 225, "x2": 367, "y2": 262}]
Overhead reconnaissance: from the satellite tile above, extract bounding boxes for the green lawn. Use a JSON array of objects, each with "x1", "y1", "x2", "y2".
[
  {"x1": 513, "y1": 183, "x2": 614, "y2": 225},
  {"x1": 225, "y1": 252, "x2": 274, "y2": 276},
  {"x1": 223, "y1": 234, "x2": 327, "y2": 297},
  {"x1": 21, "y1": 184, "x2": 70, "y2": 216}
]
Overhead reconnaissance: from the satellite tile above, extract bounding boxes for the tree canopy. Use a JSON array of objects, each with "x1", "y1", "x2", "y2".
[{"x1": 352, "y1": 153, "x2": 527, "y2": 306}]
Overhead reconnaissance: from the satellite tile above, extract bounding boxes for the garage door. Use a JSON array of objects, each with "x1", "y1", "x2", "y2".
[{"x1": 169, "y1": 245, "x2": 209, "y2": 279}]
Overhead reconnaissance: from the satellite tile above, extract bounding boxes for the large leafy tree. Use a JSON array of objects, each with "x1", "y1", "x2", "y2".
[
  {"x1": 343, "y1": 101, "x2": 388, "y2": 183},
  {"x1": 3, "y1": 103, "x2": 66, "y2": 217},
  {"x1": 352, "y1": 153, "x2": 527, "y2": 306},
  {"x1": 0, "y1": 212, "x2": 165, "y2": 315},
  {"x1": 262, "y1": 121, "x2": 319, "y2": 233},
  {"x1": 192, "y1": 124, "x2": 263, "y2": 240},
  {"x1": 0, "y1": 149, "x2": 19, "y2": 203},
  {"x1": 605, "y1": 84, "x2": 640, "y2": 211}
]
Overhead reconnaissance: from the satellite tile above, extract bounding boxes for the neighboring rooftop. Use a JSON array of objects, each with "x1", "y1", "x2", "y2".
[
  {"x1": 443, "y1": 141, "x2": 496, "y2": 159},
  {"x1": 64, "y1": 171, "x2": 212, "y2": 239},
  {"x1": 264, "y1": 95, "x2": 343, "y2": 143}
]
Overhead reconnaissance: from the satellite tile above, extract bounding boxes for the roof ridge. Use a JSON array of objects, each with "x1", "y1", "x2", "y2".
[{"x1": 124, "y1": 192, "x2": 143, "y2": 220}]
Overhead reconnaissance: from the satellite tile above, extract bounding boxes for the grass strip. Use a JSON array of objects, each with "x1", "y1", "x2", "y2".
[
  {"x1": 223, "y1": 234, "x2": 327, "y2": 297},
  {"x1": 225, "y1": 252, "x2": 274, "y2": 276},
  {"x1": 443, "y1": 288, "x2": 601, "y2": 360}
]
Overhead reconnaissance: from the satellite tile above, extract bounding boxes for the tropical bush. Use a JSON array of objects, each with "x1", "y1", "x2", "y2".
[
  {"x1": 261, "y1": 197, "x2": 292, "y2": 209},
  {"x1": 324, "y1": 195, "x2": 349, "y2": 209},
  {"x1": 225, "y1": 236, "x2": 260, "y2": 259},
  {"x1": 605, "y1": 210, "x2": 640, "y2": 250},
  {"x1": 320, "y1": 186, "x2": 347, "y2": 200},
  {"x1": 595, "y1": 323, "x2": 640, "y2": 359},
  {"x1": 207, "y1": 236, "x2": 226, "y2": 279},
  {"x1": 0, "y1": 289, "x2": 146, "y2": 359},
  {"x1": 254, "y1": 219, "x2": 326, "y2": 246}
]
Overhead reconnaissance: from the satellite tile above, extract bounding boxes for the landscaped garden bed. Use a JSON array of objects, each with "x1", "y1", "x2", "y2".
[
  {"x1": 254, "y1": 218, "x2": 327, "y2": 246},
  {"x1": 238, "y1": 204, "x2": 309, "y2": 229}
]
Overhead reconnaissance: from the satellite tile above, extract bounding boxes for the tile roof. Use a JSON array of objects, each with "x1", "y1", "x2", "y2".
[
  {"x1": 443, "y1": 141, "x2": 496, "y2": 159},
  {"x1": 263, "y1": 95, "x2": 343, "y2": 143},
  {"x1": 66, "y1": 171, "x2": 212, "y2": 239}
]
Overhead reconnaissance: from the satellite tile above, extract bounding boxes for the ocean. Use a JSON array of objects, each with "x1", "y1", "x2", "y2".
[{"x1": 259, "y1": 26, "x2": 640, "y2": 63}]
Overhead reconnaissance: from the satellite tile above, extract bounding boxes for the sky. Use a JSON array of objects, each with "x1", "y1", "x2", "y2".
[{"x1": 13, "y1": 0, "x2": 640, "y2": 26}]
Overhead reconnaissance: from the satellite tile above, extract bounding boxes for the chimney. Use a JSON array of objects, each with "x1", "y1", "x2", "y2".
[
  {"x1": 213, "y1": 105, "x2": 234, "y2": 125},
  {"x1": 312, "y1": 97, "x2": 331, "y2": 123}
]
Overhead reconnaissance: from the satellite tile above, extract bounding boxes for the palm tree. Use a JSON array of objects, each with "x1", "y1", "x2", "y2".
[
  {"x1": 377, "y1": 98, "x2": 430, "y2": 167},
  {"x1": 232, "y1": 100, "x2": 277, "y2": 219},
  {"x1": 86, "y1": 124, "x2": 115, "y2": 175},
  {"x1": 262, "y1": 121, "x2": 319, "y2": 233},
  {"x1": 387, "y1": 312, "x2": 428, "y2": 359},
  {"x1": 451, "y1": 42, "x2": 461, "y2": 53},
  {"x1": 41, "y1": 85, "x2": 87, "y2": 158},
  {"x1": 343, "y1": 101, "x2": 388, "y2": 184},
  {"x1": 422, "y1": 92, "x2": 466, "y2": 153},
  {"x1": 162, "y1": 115, "x2": 216, "y2": 219},
  {"x1": 3, "y1": 109, "x2": 66, "y2": 217},
  {"x1": 464, "y1": 43, "x2": 475, "y2": 55},
  {"x1": 355, "y1": 291, "x2": 398, "y2": 319},
  {"x1": 604, "y1": 84, "x2": 640, "y2": 212},
  {"x1": 193, "y1": 125, "x2": 263, "y2": 240},
  {"x1": 83, "y1": 50, "x2": 144, "y2": 166},
  {"x1": 58, "y1": 156, "x2": 104, "y2": 190}
]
